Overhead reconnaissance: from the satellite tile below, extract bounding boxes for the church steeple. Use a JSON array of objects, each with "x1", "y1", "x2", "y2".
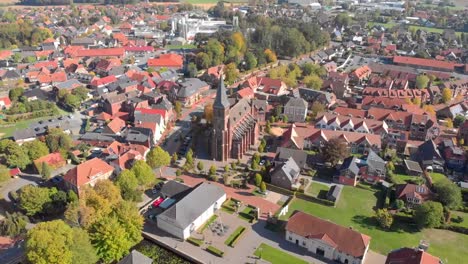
[{"x1": 213, "y1": 75, "x2": 230, "y2": 109}]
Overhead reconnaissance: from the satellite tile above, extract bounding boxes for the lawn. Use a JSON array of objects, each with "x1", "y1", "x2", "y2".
[
  {"x1": 254, "y1": 243, "x2": 308, "y2": 264},
  {"x1": 408, "y1": 26, "x2": 463, "y2": 37},
  {"x1": 165, "y1": 44, "x2": 197, "y2": 50},
  {"x1": 306, "y1": 182, "x2": 329, "y2": 198},
  {"x1": 393, "y1": 165, "x2": 424, "y2": 185},
  {"x1": 429, "y1": 172, "x2": 447, "y2": 184},
  {"x1": 238, "y1": 206, "x2": 254, "y2": 222},
  {"x1": 450, "y1": 211, "x2": 468, "y2": 229},
  {"x1": 367, "y1": 21, "x2": 398, "y2": 28},
  {"x1": 281, "y1": 186, "x2": 468, "y2": 263}
]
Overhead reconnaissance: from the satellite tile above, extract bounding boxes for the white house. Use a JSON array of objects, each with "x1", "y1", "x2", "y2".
[
  {"x1": 157, "y1": 182, "x2": 226, "y2": 240},
  {"x1": 285, "y1": 211, "x2": 371, "y2": 264}
]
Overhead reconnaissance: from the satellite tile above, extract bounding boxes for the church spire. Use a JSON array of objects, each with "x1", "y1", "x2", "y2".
[{"x1": 213, "y1": 75, "x2": 230, "y2": 109}]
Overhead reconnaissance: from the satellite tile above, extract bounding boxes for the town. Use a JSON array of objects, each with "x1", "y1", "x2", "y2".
[{"x1": 0, "y1": 0, "x2": 467, "y2": 264}]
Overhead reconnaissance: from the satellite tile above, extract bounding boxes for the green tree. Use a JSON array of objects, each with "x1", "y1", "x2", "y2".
[
  {"x1": 41, "y1": 162, "x2": 52, "y2": 180},
  {"x1": 115, "y1": 170, "x2": 141, "y2": 202},
  {"x1": 195, "y1": 52, "x2": 211, "y2": 69},
  {"x1": 185, "y1": 149, "x2": 194, "y2": 168},
  {"x1": 321, "y1": 138, "x2": 349, "y2": 166},
  {"x1": 415, "y1": 75, "x2": 430, "y2": 89},
  {"x1": 19, "y1": 185, "x2": 52, "y2": 216},
  {"x1": 0, "y1": 212, "x2": 28, "y2": 237},
  {"x1": 90, "y1": 216, "x2": 132, "y2": 263},
  {"x1": 264, "y1": 49, "x2": 277, "y2": 63},
  {"x1": 197, "y1": 161, "x2": 204, "y2": 172},
  {"x1": 224, "y1": 62, "x2": 239, "y2": 84},
  {"x1": 414, "y1": 201, "x2": 444, "y2": 229},
  {"x1": 174, "y1": 101, "x2": 182, "y2": 118},
  {"x1": 187, "y1": 62, "x2": 197, "y2": 78},
  {"x1": 45, "y1": 128, "x2": 73, "y2": 153},
  {"x1": 209, "y1": 165, "x2": 217, "y2": 176},
  {"x1": 71, "y1": 228, "x2": 99, "y2": 264},
  {"x1": 303, "y1": 74, "x2": 323, "y2": 90},
  {"x1": 0, "y1": 139, "x2": 30, "y2": 169},
  {"x1": 282, "y1": 115, "x2": 289, "y2": 123},
  {"x1": 255, "y1": 173, "x2": 263, "y2": 187},
  {"x1": 23, "y1": 140, "x2": 49, "y2": 161},
  {"x1": 26, "y1": 220, "x2": 73, "y2": 264},
  {"x1": 9, "y1": 87, "x2": 24, "y2": 101},
  {"x1": 335, "y1": 12, "x2": 351, "y2": 27},
  {"x1": 441, "y1": 87, "x2": 452, "y2": 103},
  {"x1": 131, "y1": 160, "x2": 155, "y2": 187},
  {"x1": 205, "y1": 39, "x2": 225, "y2": 66},
  {"x1": 0, "y1": 165, "x2": 11, "y2": 184},
  {"x1": 453, "y1": 115, "x2": 466, "y2": 128},
  {"x1": 93, "y1": 180, "x2": 122, "y2": 205},
  {"x1": 394, "y1": 199, "x2": 405, "y2": 210},
  {"x1": 171, "y1": 153, "x2": 178, "y2": 165},
  {"x1": 112, "y1": 200, "x2": 143, "y2": 246},
  {"x1": 146, "y1": 146, "x2": 171, "y2": 177},
  {"x1": 64, "y1": 94, "x2": 81, "y2": 110},
  {"x1": 224, "y1": 164, "x2": 230, "y2": 173},
  {"x1": 375, "y1": 209, "x2": 393, "y2": 229},
  {"x1": 72, "y1": 87, "x2": 89, "y2": 101},
  {"x1": 245, "y1": 52, "x2": 257, "y2": 70},
  {"x1": 434, "y1": 179, "x2": 462, "y2": 209},
  {"x1": 260, "y1": 181, "x2": 267, "y2": 193}
]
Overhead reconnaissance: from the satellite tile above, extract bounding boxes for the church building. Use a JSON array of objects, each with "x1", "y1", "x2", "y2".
[{"x1": 211, "y1": 76, "x2": 260, "y2": 161}]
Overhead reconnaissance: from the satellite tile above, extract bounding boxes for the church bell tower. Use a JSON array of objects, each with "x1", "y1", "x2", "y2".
[{"x1": 212, "y1": 75, "x2": 230, "y2": 161}]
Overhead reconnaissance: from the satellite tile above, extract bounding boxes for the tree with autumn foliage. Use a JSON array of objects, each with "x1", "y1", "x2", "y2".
[
  {"x1": 264, "y1": 49, "x2": 277, "y2": 63},
  {"x1": 441, "y1": 87, "x2": 452, "y2": 104}
]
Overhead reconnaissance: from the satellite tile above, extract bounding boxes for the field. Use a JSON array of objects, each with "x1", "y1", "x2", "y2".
[
  {"x1": 306, "y1": 182, "x2": 329, "y2": 198},
  {"x1": 281, "y1": 186, "x2": 468, "y2": 263},
  {"x1": 429, "y1": 172, "x2": 447, "y2": 184},
  {"x1": 254, "y1": 243, "x2": 308, "y2": 264}
]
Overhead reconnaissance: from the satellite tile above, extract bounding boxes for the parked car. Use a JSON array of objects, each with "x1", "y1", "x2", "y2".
[{"x1": 50, "y1": 176, "x2": 63, "y2": 184}]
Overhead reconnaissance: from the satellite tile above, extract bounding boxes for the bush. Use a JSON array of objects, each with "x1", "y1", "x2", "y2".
[
  {"x1": 187, "y1": 237, "x2": 203, "y2": 247},
  {"x1": 224, "y1": 226, "x2": 246, "y2": 247},
  {"x1": 206, "y1": 246, "x2": 224, "y2": 257},
  {"x1": 452, "y1": 216, "x2": 464, "y2": 223},
  {"x1": 175, "y1": 169, "x2": 182, "y2": 176}
]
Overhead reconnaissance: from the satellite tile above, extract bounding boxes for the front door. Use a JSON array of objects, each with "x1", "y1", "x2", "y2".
[{"x1": 316, "y1": 248, "x2": 325, "y2": 256}]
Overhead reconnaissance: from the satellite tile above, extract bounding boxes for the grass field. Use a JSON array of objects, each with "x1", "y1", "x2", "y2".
[
  {"x1": 450, "y1": 211, "x2": 468, "y2": 229},
  {"x1": 429, "y1": 172, "x2": 447, "y2": 184},
  {"x1": 307, "y1": 182, "x2": 329, "y2": 198},
  {"x1": 281, "y1": 186, "x2": 468, "y2": 263},
  {"x1": 254, "y1": 243, "x2": 308, "y2": 264},
  {"x1": 165, "y1": 44, "x2": 197, "y2": 50}
]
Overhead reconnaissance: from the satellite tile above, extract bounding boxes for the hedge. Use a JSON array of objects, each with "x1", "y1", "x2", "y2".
[
  {"x1": 206, "y1": 246, "x2": 224, "y2": 257},
  {"x1": 187, "y1": 237, "x2": 203, "y2": 247},
  {"x1": 225, "y1": 226, "x2": 246, "y2": 247},
  {"x1": 199, "y1": 215, "x2": 218, "y2": 232},
  {"x1": 295, "y1": 192, "x2": 335, "y2": 206},
  {"x1": 438, "y1": 225, "x2": 468, "y2": 235}
]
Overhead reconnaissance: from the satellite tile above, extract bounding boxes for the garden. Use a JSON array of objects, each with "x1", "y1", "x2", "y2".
[{"x1": 254, "y1": 243, "x2": 308, "y2": 264}]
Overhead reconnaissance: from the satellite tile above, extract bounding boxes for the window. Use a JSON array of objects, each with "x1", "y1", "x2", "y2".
[
  {"x1": 289, "y1": 236, "x2": 292, "y2": 241},
  {"x1": 302, "y1": 241, "x2": 306, "y2": 246}
]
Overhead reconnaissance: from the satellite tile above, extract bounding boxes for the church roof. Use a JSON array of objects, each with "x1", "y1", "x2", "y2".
[{"x1": 214, "y1": 76, "x2": 230, "y2": 109}]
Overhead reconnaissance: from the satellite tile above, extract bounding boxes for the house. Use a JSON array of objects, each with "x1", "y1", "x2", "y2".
[
  {"x1": 176, "y1": 78, "x2": 210, "y2": 107},
  {"x1": 404, "y1": 159, "x2": 423, "y2": 176},
  {"x1": 443, "y1": 145, "x2": 466, "y2": 172},
  {"x1": 33, "y1": 152, "x2": 66, "y2": 173},
  {"x1": 350, "y1": 65, "x2": 371, "y2": 84},
  {"x1": 326, "y1": 184, "x2": 342, "y2": 203},
  {"x1": 270, "y1": 157, "x2": 301, "y2": 190},
  {"x1": 157, "y1": 182, "x2": 226, "y2": 240},
  {"x1": 275, "y1": 147, "x2": 309, "y2": 170},
  {"x1": 336, "y1": 156, "x2": 360, "y2": 186},
  {"x1": 395, "y1": 183, "x2": 433, "y2": 207},
  {"x1": 296, "y1": 88, "x2": 336, "y2": 108},
  {"x1": 315, "y1": 113, "x2": 388, "y2": 135},
  {"x1": 284, "y1": 97, "x2": 308, "y2": 123},
  {"x1": 0, "y1": 96, "x2": 11, "y2": 109},
  {"x1": 360, "y1": 150, "x2": 386, "y2": 184},
  {"x1": 160, "y1": 180, "x2": 192, "y2": 200},
  {"x1": 103, "y1": 93, "x2": 127, "y2": 116},
  {"x1": 147, "y1": 53, "x2": 183, "y2": 70},
  {"x1": 72, "y1": 48, "x2": 125, "y2": 58},
  {"x1": 103, "y1": 117, "x2": 127, "y2": 135},
  {"x1": 393, "y1": 56, "x2": 459, "y2": 72},
  {"x1": 63, "y1": 158, "x2": 115, "y2": 195},
  {"x1": 257, "y1": 77, "x2": 288, "y2": 96},
  {"x1": 134, "y1": 109, "x2": 165, "y2": 144},
  {"x1": 385, "y1": 247, "x2": 440, "y2": 264},
  {"x1": 201, "y1": 65, "x2": 224, "y2": 85},
  {"x1": 458, "y1": 120, "x2": 468, "y2": 145},
  {"x1": 118, "y1": 250, "x2": 152, "y2": 264},
  {"x1": 13, "y1": 128, "x2": 36, "y2": 145},
  {"x1": 286, "y1": 211, "x2": 371, "y2": 264},
  {"x1": 413, "y1": 140, "x2": 444, "y2": 171},
  {"x1": 110, "y1": 150, "x2": 144, "y2": 173},
  {"x1": 124, "y1": 127, "x2": 153, "y2": 148}
]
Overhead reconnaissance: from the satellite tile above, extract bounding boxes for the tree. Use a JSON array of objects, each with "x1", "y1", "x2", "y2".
[
  {"x1": 72, "y1": 87, "x2": 89, "y2": 101},
  {"x1": 204, "y1": 103, "x2": 213, "y2": 123},
  {"x1": 415, "y1": 75, "x2": 430, "y2": 89},
  {"x1": 112, "y1": 200, "x2": 143, "y2": 246},
  {"x1": 310, "y1": 101, "x2": 325, "y2": 119},
  {"x1": 303, "y1": 74, "x2": 323, "y2": 90},
  {"x1": 434, "y1": 179, "x2": 462, "y2": 209},
  {"x1": 197, "y1": 161, "x2": 204, "y2": 172},
  {"x1": 90, "y1": 216, "x2": 132, "y2": 264},
  {"x1": 231, "y1": 31, "x2": 247, "y2": 54},
  {"x1": 301, "y1": 63, "x2": 326, "y2": 76},
  {"x1": 264, "y1": 49, "x2": 277, "y2": 63},
  {"x1": 245, "y1": 52, "x2": 257, "y2": 70},
  {"x1": 282, "y1": 115, "x2": 289, "y2": 123},
  {"x1": 131, "y1": 160, "x2": 155, "y2": 187},
  {"x1": 23, "y1": 140, "x2": 49, "y2": 161},
  {"x1": 26, "y1": 220, "x2": 74, "y2": 264},
  {"x1": 412, "y1": 97, "x2": 421, "y2": 107},
  {"x1": 260, "y1": 181, "x2": 267, "y2": 193},
  {"x1": 185, "y1": 149, "x2": 194, "y2": 168},
  {"x1": 115, "y1": 170, "x2": 141, "y2": 202},
  {"x1": 63, "y1": 94, "x2": 81, "y2": 110},
  {"x1": 174, "y1": 101, "x2": 182, "y2": 118},
  {"x1": 321, "y1": 138, "x2": 349, "y2": 166},
  {"x1": 441, "y1": 87, "x2": 452, "y2": 103},
  {"x1": 0, "y1": 165, "x2": 9, "y2": 183},
  {"x1": 335, "y1": 12, "x2": 351, "y2": 27},
  {"x1": 394, "y1": 200, "x2": 405, "y2": 210},
  {"x1": 171, "y1": 153, "x2": 178, "y2": 165},
  {"x1": 422, "y1": 105, "x2": 436, "y2": 116},
  {"x1": 0, "y1": 212, "x2": 28, "y2": 237},
  {"x1": 195, "y1": 52, "x2": 211, "y2": 69},
  {"x1": 9, "y1": 87, "x2": 24, "y2": 101},
  {"x1": 255, "y1": 173, "x2": 263, "y2": 187},
  {"x1": 209, "y1": 165, "x2": 217, "y2": 176},
  {"x1": 445, "y1": 118, "x2": 453, "y2": 128},
  {"x1": 0, "y1": 139, "x2": 30, "y2": 169},
  {"x1": 375, "y1": 209, "x2": 393, "y2": 229},
  {"x1": 93, "y1": 180, "x2": 121, "y2": 205},
  {"x1": 224, "y1": 62, "x2": 239, "y2": 84},
  {"x1": 453, "y1": 115, "x2": 466, "y2": 128},
  {"x1": 18, "y1": 185, "x2": 52, "y2": 216},
  {"x1": 146, "y1": 146, "x2": 171, "y2": 177},
  {"x1": 45, "y1": 128, "x2": 72, "y2": 153},
  {"x1": 205, "y1": 39, "x2": 224, "y2": 66},
  {"x1": 41, "y1": 162, "x2": 52, "y2": 180},
  {"x1": 413, "y1": 201, "x2": 444, "y2": 229},
  {"x1": 224, "y1": 164, "x2": 230, "y2": 173},
  {"x1": 70, "y1": 228, "x2": 99, "y2": 264},
  {"x1": 187, "y1": 62, "x2": 197, "y2": 78}
]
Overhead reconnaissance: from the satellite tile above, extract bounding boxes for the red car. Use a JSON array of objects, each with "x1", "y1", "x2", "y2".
[{"x1": 152, "y1": 197, "x2": 164, "y2": 208}]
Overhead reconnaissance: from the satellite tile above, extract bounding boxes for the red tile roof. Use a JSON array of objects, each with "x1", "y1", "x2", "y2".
[
  {"x1": 351, "y1": 65, "x2": 371, "y2": 79},
  {"x1": 385, "y1": 247, "x2": 440, "y2": 264},
  {"x1": 63, "y1": 158, "x2": 114, "y2": 188},
  {"x1": 0, "y1": 50, "x2": 13, "y2": 60},
  {"x1": 34, "y1": 152, "x2": 66, "y2": 169},
  {"x1": 90, "y1": 75, "x2": 117, "y2": 87},
  {"x1": 106, "y1": 117, "x2": 126, "y2": 134},
  {"x1": 0, "y1": 96, "x2": 11, "y2": 107},
  {"x1": 237, "y1": 87, "x2": 254, "y2": 99},
  {"x1": 9, "y1": 168, "x2": 21, "y2": 176},
  {"x1": 286, "y1": 211, "x2": 371, "y2": 258},
  {"x1": 147, "y1": 53, "x2": 183, "y2": 68},
  {"x1": 73, "y1": 48, "x2": 125, "y2": 58},
  {"x1": 395, "y1": 184, "x2": 433, "y2": 203},
  {"x1": 393, "y1": 56, "x2": 459, "y2": 71}
]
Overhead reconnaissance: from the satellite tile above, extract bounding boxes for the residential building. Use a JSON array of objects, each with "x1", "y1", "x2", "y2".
[
  {"x1": 385, "y1": 247, "x2": 440, "y2": 264},
  {"x1": 336, "y1": 156, "x2": 360, "y2": 186},
  {"x1": 413, "y1": 140, "x2": 445, "y2": 171},
  {"x1": 284, "y1": 97, "x2": 308, "y2": 123},
  {"x1": 270, "y1": 157, "x2": 301, "y2": 190},
  {"x1": 147, "y1": 53, "x2": 183, "y2": 70},
  {"x1": 33, "y1": 152, "x2": 66, "y2": 173},
  {"x1": 177, "y1": 78, "x2": 210, "y2": 107},
  {"x1": 63, "y1": 158, "x2": 115, "y2": 195},
  {"x1": 326, "y1": 185, "x2": 343, "y2": 203},
  {"x1": 404, "y1": 159, "x2": 423, "y2": 176},
  {"x1": 286, "y1": 211, "x2": 371, "y2": 264},
  {"x1": 395, "y1": 184, "x2": 433, "y2": 207},
  {"x1": 157, "y1": 182, "x2": 226, "y2": 240},
  {"x1": 118, "y1": 250, "x2": 152, "y2": 264}
]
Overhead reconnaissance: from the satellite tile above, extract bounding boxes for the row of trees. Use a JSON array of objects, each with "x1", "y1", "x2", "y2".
[{"x1": 0, "y1": 15, "x2": 53, "y2": 49}]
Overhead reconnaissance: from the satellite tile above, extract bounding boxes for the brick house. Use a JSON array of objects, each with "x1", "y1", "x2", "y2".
[{"x1": 63, "y1": 158, "x2": 115, "y2": 195}]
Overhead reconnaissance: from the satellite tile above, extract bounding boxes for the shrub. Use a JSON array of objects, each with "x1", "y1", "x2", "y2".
[
  {"x1": 175, "y1": 169, "x2": 182, "y2": 176},
  {"x1": 224, "y1": 226, "x2": 246, "y2": 247},
  {"x1": 187, "y1": 237, "x2": 203, "y2": 247},
  {"x1": 206, "y1": 246, "x2": 224, "y2": 257}
]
